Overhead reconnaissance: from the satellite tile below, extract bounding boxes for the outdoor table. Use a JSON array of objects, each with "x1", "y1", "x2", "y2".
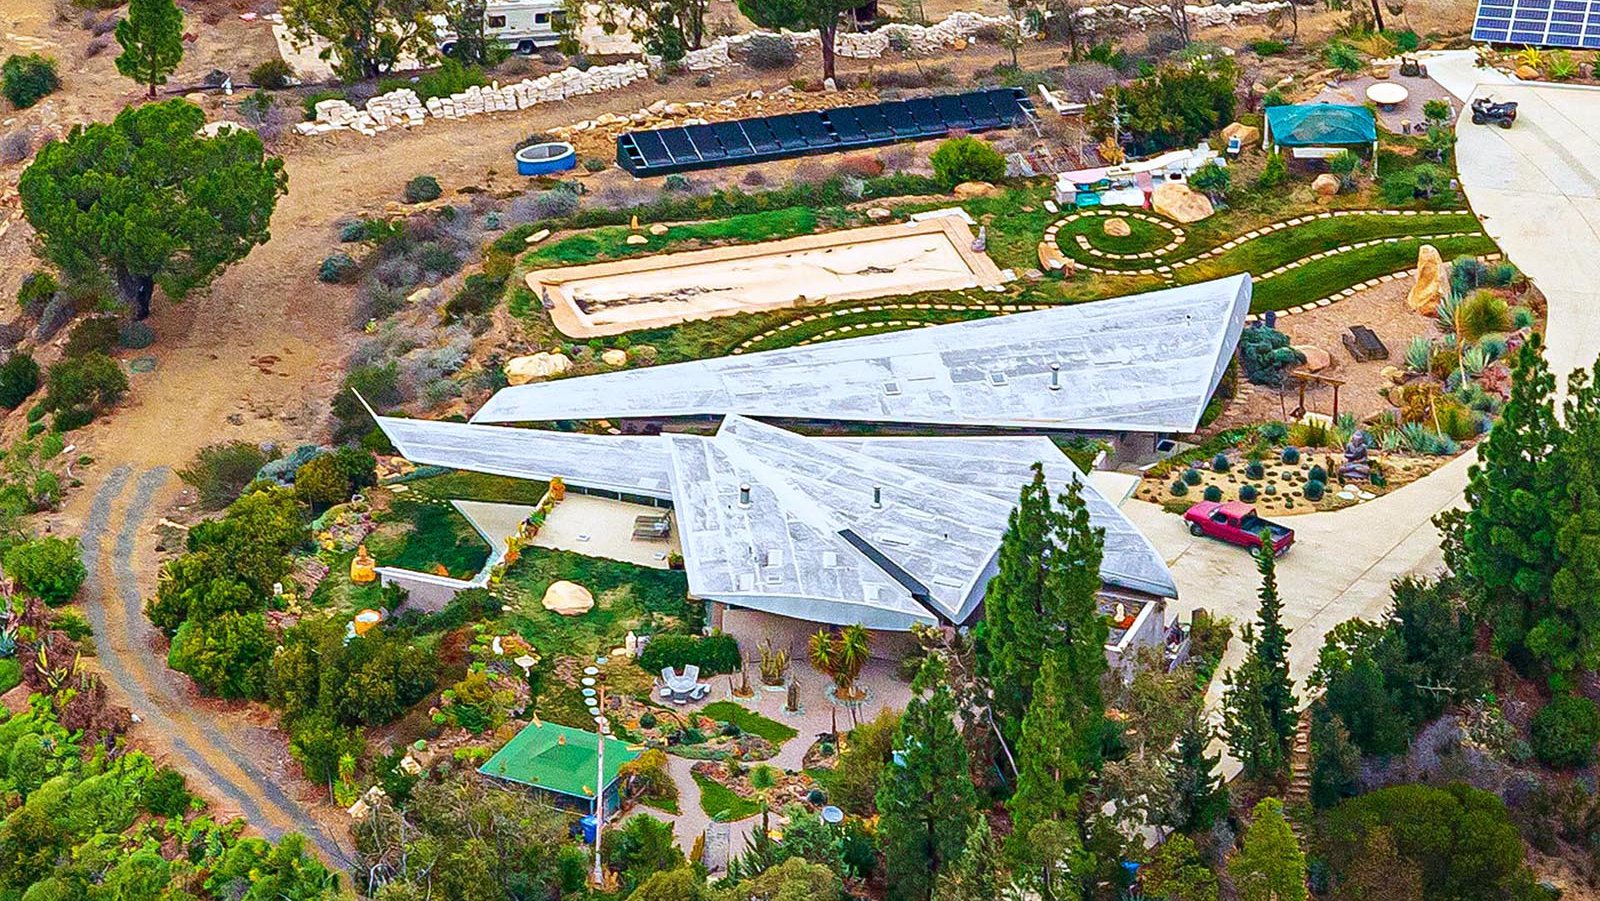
[{"x1": 1366, "y1": 82, "x2": 1409, "y2": 111}]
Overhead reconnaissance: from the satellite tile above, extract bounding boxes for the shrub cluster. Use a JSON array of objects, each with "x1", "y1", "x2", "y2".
[
  {"x1": 179, "y1": 441, "x2": 275, "y2": 510},
  {"x1": 4, "y1": 536, "x2": 87, "y2": 606},
  {"x1": 929, "y1": 136, "x2": 1006, "y2": 189},
  {"x1": 292, "y1": 446, "x2": 377, "y2": 507},
  {"x1": 0, "y1": 353, "x2": 40, "y2": 410},
  {"x1": 43, "y1": 352, "x2": 127, "y2": 431},
  {"x1": 404, "y1": 175, "x2": 443, "y2": 203},
  {"x1": 637, "y1": 631, "x2": 742, "y2": 676},
  {"x1": 2, "y1": 54, "x2": 61, "y2": 109},
  {"x1": 1530, "y1": 694, "x2": 1600, "y2": 768},
  {"x1": 250, "y1": 58, "x2": 294, "y2": 89}
]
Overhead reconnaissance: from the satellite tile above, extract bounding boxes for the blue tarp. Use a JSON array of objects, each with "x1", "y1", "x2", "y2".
[{"x1": 1263, "y1": 103, "x2": 1378, "y2": 147}]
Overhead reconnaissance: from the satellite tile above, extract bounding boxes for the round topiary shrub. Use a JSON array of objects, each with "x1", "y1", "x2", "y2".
[
  {"x1": 1281, "y1": 446, "x2": 1301, "y2": 464},
  {"x1": 929, "y1": 135, "x2": 1007, "y2": 190},
  {"x1": 1203, "y1": 486, "x2": 1223, "y2": 502},
  {"x1": 1170, "y1": 480, "x2": 1188, "y2": 496},
  {"x1": 806, "y1": 787, "x2": 827, "y2": 805},
  {"x1": 1530, "y1": 694, "x2": 1600, "y2": 768},
  {"x1": 1183, "y1": 468, "x2": 1203, "y2": 486},
  {"x1": 1246, "y1": 460, "x2": 1265, "y2": 479},
  {"x1": 1264, "y1": 483, "x2": 1278, "y2": 495},
  {"x1": 1211, "y1": 453, "x2": 1230, "y2": 473},
  {"x1": 1309, "y1": 464, "x2": 1327, "y2": 483},
  {"x1": 404, "y1": 175, "x2": 442, "y2": 203},
  {"x1": 1304, "y1": 479, "x2": 1326, "y2": 501},
  {"x1": 117, "y1": 320, "x2": 156, "y2": 350},
  {"x1": 1240, "y1": 484, "x2": 1259, "y2": 502},
  {"x1": 319, "y1": 252, "x2": 357, "y2": 283}
]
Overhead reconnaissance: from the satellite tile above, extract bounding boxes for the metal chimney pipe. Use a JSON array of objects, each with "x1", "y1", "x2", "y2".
[
  {"x1": 872, "y1": 486, "x2": 882, "y2": 508},
  {"x1": 738, "y1": 484, "x2": 751, "y2": 507},
  {"x1": 1049, "y1": 362, "x2": 1061, "y2": 391}
]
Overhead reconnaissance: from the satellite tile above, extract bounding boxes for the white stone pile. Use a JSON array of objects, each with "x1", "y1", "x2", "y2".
[
  {"x1": 1080, "y1": 0, "x2": 1289, "y2": 30},
  {"x1": 836, "y1": 11, "x2": 1020, "y2": 59},
  {"x1": 297, "y1": 60, "x2": 649, "y2": 136}
]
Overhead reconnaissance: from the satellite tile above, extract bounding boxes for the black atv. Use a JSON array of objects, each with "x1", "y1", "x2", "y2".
[{"x1": 1471, "y1": 97, "x2": 1518, "y2": 128}]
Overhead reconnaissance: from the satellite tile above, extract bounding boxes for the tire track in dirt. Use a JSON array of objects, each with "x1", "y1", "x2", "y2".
[{"x1": 82, "y1": 467, "x2": 351, "y2": 865}]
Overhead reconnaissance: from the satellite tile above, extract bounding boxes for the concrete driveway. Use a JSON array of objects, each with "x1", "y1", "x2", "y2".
[{"x1": 1454, "y1": 80, "x2": 1600, "y2": 382}]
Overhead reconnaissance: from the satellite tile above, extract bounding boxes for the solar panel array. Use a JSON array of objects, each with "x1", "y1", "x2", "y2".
[
  {"x1": 616, "y1": 87, "x2": 1033, "y2": 177},
  {"x1": 1471, "y1": 0, "x2": 1600, "y2": 48}
]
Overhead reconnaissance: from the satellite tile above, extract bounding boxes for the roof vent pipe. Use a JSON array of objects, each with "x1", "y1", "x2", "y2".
[
  {"x1": 872, "y1": 486, "x2": 883, "y2": 509},
  {"x1": 739, "y1": 484, "x2": 751, "y2": 507},
  {"x1": 1049, "y1": 362, "x2": 1061, "y2": 391}
]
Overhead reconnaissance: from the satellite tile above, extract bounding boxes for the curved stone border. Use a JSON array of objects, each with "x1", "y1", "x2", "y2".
[
  {"x1": 1246, "y1": 251, "x2": 1502, "y2": 322},
  {"x1": 1049, "y1": 208, "x2": 1474, "y2": 276},
  {"x1": 731, "y1": 299, "x2": 1049, "y2": 354},
  {"x1": 1049, "y1": 209, "x2": 1187, "y2": 260}
]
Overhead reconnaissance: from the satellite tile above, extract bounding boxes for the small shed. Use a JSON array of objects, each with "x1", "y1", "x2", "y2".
[
  {"x1": 1262, "y1": 104, "x2": 1379, "y2": 172},
  {"x1": 479, "y1": 719, "x2": 641, "y2": 815}
]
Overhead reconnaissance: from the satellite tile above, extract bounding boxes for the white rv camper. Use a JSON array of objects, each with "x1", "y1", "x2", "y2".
[{"x1": 437, "y1": 0, "x2": 568, "y2": 55}]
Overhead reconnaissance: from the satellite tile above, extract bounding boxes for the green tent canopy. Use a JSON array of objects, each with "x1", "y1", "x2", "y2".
[
  {"x1": 479, "y1": 719, "x2": 641, "y2": 812},
  {"x1": 1262, "y1": 103, "x2": 1378, "y2": 148}
]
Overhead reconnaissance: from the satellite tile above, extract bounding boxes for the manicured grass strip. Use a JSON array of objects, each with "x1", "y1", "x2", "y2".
[
  {"x1": 394, "y1": 470, "x2": 551, "y2": 505},
  {"x1": 1243, "y1": 234, "x2": 1499, "y2": 313},
  {"x1": 693, "y1": 772, "x2": 760, "y2": 821},
  {"x1": 640, "y1": 794, "x2": 682, "y2": 815},
  {"x1": 737, "y1": 306, "x2": 990, "y2": 354},
  {"x1": 365, "y1": 499, "x2": 490, "y2": 580},
  {"x1": 702, "y1": 701, "x2": 799, "y2": 744},
  {"x1": 524, "y1": 207, "x2": 822, "y2": 267}
]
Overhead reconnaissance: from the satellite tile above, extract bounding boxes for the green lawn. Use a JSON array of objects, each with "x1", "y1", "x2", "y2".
[
  {"x1": 1245, "y1": 233, "x2": 1498, "y2": 312},
  {"x1": 641, "y1": 794, "x2": 681, "y2": 815},
  {"x1": 702, "y1": 701, "x2": 799, "y2": 744},
  {"x1": 1072, "y1": 215, "x2": 1177, "y2": 255},
  {"x1": 501, "y1": 547, "x2": 695, "y2": 660},
  {"x1": 523, "y1": 207, "x2": 825, "y2": 269},
  {"x1": 364, "y1": 499, "x2": 490, "y2": 580},
  {"x1": 692, "y1": 772, "x2": 760, "y2": 821},
  {"x1": 392, "y1": 470, "x2": 551, "y2": 505}
]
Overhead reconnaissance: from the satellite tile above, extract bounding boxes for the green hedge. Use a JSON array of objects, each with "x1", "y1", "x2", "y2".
[{"x1": 637, "y1": 631, "x2": 741, "y2": 676}]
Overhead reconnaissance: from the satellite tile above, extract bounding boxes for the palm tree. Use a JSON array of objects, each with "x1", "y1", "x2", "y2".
[{"x1": 809, "y1": 625, "x2": 872, "y2": 701}]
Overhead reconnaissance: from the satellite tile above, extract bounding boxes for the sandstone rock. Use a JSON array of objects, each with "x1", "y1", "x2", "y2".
[
  {"x1": 1151, "y1": 182, "x2": 1214, "y2": 223},
  {"x1": 1038, "y1": 241, "x2": 1070, "y2": 272},
  {"x1": 1407, "y1": 244, "x2": 1446, "y2": 316},
  {"x1": 1312, "y1": 173, "x2": 1341, "y2": 200},
  {"x1": 625, "y1": 234, "x2": 649, "y2": 245},
  {"x1": 505, "y1": 352, "x2": 571, "y2": 385},
  {"x1": 1295, "y1": 345, "x2": 1332, "y2": 372},
  {"x1": 601, "y1": 349, "x2": 628, "y2": 366},
  {"x1": 1515, "y1": 64, "x2": 1539, "y2": 79},
  {"x1": 953, "y1": 181, "x2": 1000, "y2": 199},
  {"x1": 1381, "y1": 365, "x2": 1406, "y2": 385},
  {"x1": 542, "y1": 580, "x2": 594, "y2": 616},
  {"x1": 407, "y1": 287, "x2": 432, "y2": 304},
  {"x1": 866, "y1": 207, "x2": 892, "y2": 220},
  {"x1": 1103, "y1": 218, "x2": 1132, "y2": 238},
  {"x1": 524, "y1": 228, "x2": 550, "y2": 244},
  {"x1": 649, "y1": 223, "x2": 669, "y2": 235},
  {"x1": 1221, "y1": 121, "x2": 1261, "y2": 147}
]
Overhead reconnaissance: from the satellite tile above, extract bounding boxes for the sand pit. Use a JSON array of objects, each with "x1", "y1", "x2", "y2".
[{"x1": 532, "y1": 217, "x2": 1007, "y2": 337}]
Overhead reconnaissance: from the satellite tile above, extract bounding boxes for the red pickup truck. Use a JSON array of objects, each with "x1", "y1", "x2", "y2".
[{"x1": 1183, "y1": 501, "x2": 1295, "y2": 556}]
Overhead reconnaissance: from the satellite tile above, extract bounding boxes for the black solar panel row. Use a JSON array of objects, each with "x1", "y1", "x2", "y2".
[
  {"x1": 1472, "y1": 0, "x2": 1600, "y2": 47},
  {"x1": 616, "y1": 88, "x2": 1033, "y2": 177}
]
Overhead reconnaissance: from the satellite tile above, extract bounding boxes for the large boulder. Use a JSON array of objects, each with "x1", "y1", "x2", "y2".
[
  {"x1": 1294, "y1": 345, "x2": 1332, "y2": 372},
  {"x1": 1038, "y1": 240, "x2": 1071, "y2": 273},
  {"x1": 505, "y1": 352, "x2": 571, "y2": 385},
  {"x1": 1221, "y1": 121, "x2": 1261, "y2": 148},
  {"x1": 1312, "y1": 173, "x2": 1341, "y2": 202},
  {"x1": 1407, "y1": 244, "x2": 1446, "y2": 316},
  {"x1": 541, "y1": 580, "x2": 594, "y2": 616},
  {"x1": 1104, "y1": 217, "x2": 1132, "y2": 238},
  {"x1": 1151, "y1": 182, "x2": 1214, "y2": 223},
  {"x1": 601, "y1": 349, "x2": 628, "y2": 367},
  {"x1": 953, "y1": 181, "x2": 1000, "y2": 199}
]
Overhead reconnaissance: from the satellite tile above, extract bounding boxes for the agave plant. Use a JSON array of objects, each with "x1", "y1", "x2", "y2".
[
  {"x1": 1378, "y1": 429, "x2": 1404, "y2": 452},
  {"x1": 0, "y1": 631, "x2": 14, "y2": 658},
  {"x1": 1516, "y1": 45, "x2": 1546, "y2": 72},
  {"x1": 1405, "y1": 336, "x2": 1433, "y2": 374},
  {"x1": 1462, "y1": 344, "x2": 1489, "y2": 377},
  {"x1": 1546, "y1": 49, "x2": 1581, "y2": 80},
  {"x1": 1435, "y1": 290, "x2": 1463, "y2": 335}
]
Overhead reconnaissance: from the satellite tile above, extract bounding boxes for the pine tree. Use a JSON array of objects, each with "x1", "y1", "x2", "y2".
[
  {"x1": 932, "y1": 816, "x2": 1000, "y2": 901},
  {"x1": 1543, "y1": 362, "x2": 1600, "y2": 687},
  {"x1": 1308, "y1": 709, "x2": 1360, "y2": 809},
  {"x1": 115, "y1": 0, "x2": 185, "y2": 99},
  {"x1": 978, "y1": 463, "x2": 1055, "y2": 732},
  {"x1": 877, "y1": 655, "x2": 977, "y2": 901},
  {"x1": 1222, "y1": 540, "x2": 1298, "y2": 782},
  {"x1": 1461, "y1": 334, "x2": 1562, "y2": 661},
  {"x1": 1228, "y1": 797, "x2": 1308, "y2": 901},
  {"x1": 1010, "y1": 650, "x2": 1090, "y2": 827},
  {"x1": 1162, "y1": 711, "x2": 1228, "y2": 834}
]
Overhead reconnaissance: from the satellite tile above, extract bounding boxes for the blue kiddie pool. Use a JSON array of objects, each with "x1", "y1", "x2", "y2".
[{"x1": 516, "y1": 141, "x2": 577, "y2": 176}]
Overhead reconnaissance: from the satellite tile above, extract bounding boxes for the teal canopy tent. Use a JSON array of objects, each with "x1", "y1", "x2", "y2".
[{"x1": 1262, "y1": 103, "x2": 1379, "y2": 173}]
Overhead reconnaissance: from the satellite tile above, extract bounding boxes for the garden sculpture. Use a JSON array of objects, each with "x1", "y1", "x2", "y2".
[
  {"x1": 1340, "y1": 431, "x2": 1373, "y2": 482},
  {"x1": 350, "y1": 544, "x2": 377, "y2": 583}
]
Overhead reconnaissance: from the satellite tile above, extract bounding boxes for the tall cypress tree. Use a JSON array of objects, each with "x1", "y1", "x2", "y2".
[
  {"x1": 115, "y1": 0, "x2": 185, "y2": 99},
  {"x1": 1222, "y1": 540, "x2": 1298, "y2": 781},
  {"x1": 1162, "y1": 711, "x2": 1228, "y2": 834},
  {"x1": 1544, "y1": 363, "x2": 1600, "y2": 687},
  {"x1": 978, "y1": 463, "x2": 1055, "y2": 733},
  {"x1": 1462, "y1": 334, "x2": 1561, "y2": 661},
  {"x1": 877, "y1": 655, "x2": 977, "y2": 901}
]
